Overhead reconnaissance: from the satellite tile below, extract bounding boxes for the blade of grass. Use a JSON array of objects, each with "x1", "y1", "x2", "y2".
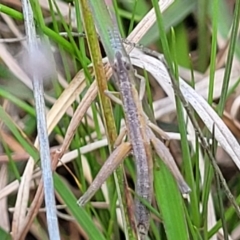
[
  {"x1": 151, "y1": 0, "x2": 172, "y2": 68},
  {"x1": 171, "y1": 28, "x2": 200, "y2": 226},
  {"x1": 74, "y1": 0, "x2": 87, "y2": 58},
  {"x1": 0, "y1": 133, "x2": 21, "y2": 181},
  {"x1": 141, "y1": 0, "x2": 197, "y2": 45},
  {"x1": 86, "y1": 0, "x2": 117, "y2": 63},
  {"x1": 79, "y1": 0, "x2": 117, "y2": 146},
  {"x1": 30, "y1": 0, "x2": 76, "y2": 55},
  {"x1": 208, "y1": 0, "x2": 219, "y2": 104},
  {"x1": 197, "y1": 0, "x2": 209, "y2": 72},
  {"x1": 217, "y1": 0, "x2": 240, "y2": 116},
  {"x1": 112, "y1": 0, "x2": 125, "y2": 38},
  {"x1": 169, "y1": 22, "x2": 190, "y2": 68},
  {"x1": 51, "y1": 0, "x2": 91, "y2": 69},
  {"x1": 208, "y1": 193, "x2": 240, "y2": 238},
  {"x1": 127, "y1": 0, "x2": 139, "y2": 35},
  {"x1": 154, "y1": 159, "x2": 189, "y2": 240},
  {"x1": 0, "y1": 4, "x2": 23, "y2": 20},
  {"x1": 54, "y1": 173, "x2": 106, "y2": 240},
  {"x1": 47, "y1": 0, "x2": 75, "y2": 85},
  {"x1": 0, "y1": 227, "x2": 11, "y2": 240},
  {"x1": 152, "y1": 0, "x2": 199, "y2": 229},
  {"x1": 0, "y1": 89, "x2": 35, "y2": 116},
  {"x1": 0, "y1": 106, "x2": 39, "y2": 160},
  {"x1": 201, "y1": 157, "x2": 214, "y2": 239}
]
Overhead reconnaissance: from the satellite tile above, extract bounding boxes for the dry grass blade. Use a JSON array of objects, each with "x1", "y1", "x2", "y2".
[
  {"x1": 12, "y1": 158, "x2": 35, "y2": 237},
  {"x1": 0, "y1": 43, "x2": 32, "y2": 89},
  {"x1": 60, "y1": 64, "x2": 111, "y2": 153},
  {"x1": 180, "y1": 81, "x2": 240, "y2": 169},
  {"x1": 16, "y1": 181, "x2": 44, "y2": 240},
  {"x1": 46, "y1": 69, "x2": 92, "y2": 134},
  {"x1": 151, "y1": 67, "x2": 240, "y2": 119},
  {"x1": 0, "y1": 164, "x2": 9, "y2": 232},
  {"x1": 126, "y1": 0, "x2": 174, "y2": 48}
]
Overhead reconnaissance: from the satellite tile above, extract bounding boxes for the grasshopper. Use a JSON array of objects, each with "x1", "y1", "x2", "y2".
[{"x1": 78, "y1": 48, "x2": 190, "y2": 238}]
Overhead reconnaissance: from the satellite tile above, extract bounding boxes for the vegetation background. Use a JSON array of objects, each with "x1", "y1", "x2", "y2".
[{"x1": 0, "y1": 0, "x2": 240, "y2": 239}]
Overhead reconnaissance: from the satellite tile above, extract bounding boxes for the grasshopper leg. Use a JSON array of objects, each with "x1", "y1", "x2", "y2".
[
  {"x1": 104, "y1": 90, "x2": 122, "y2": 105},
  {"x1": 135, "y1": 70, "x2": 146, "y2": 102},
  {"x1": 148, "y1": 127, "x2": 191, "y2": 194},
  {"x1": 77, "y1": 142, "x2": 131, "y2": 206}
]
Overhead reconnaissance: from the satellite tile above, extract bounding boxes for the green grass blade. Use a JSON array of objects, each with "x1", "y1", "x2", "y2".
[
  {"x1": 208, "y1": 0, "x2": 219, "y2": 104},
  {"x1": 1, "y1": 136, "x2": 21, "y2": 181},
  {"x1": 0, "y1": 227, "x2": 11, "y2": 240},
  {"x1": 141, "y1": 0, "x2": 197, "y2": 45},
  {"x1": 0, "y1": 4, "x2": 23, "y2": 20},
  {"x1": 208, "y1": 193, "x2": 240, "y2": 238},
  {"x1": 0, "y1": 106, "x2": 39, "y2": 161},
  {"x1": 197, "y1": 0, "x2": 209, "y2": 72},
  {"x1": 170, "y1": 28, "x2": 200, "y2": 226},
  {"x1": 154, "y1": 160, "x2": 189, "y2": 240},
  {"x1": 0, "y1": 89, "x2": 35, "y2": 116},
  {"x1": 151, "y1": 0, "x2": 172, "y2": 68},
  {"x1": 217, "y1": 0, "x2": 240, "y2": 116},
  {"x1": 87, "y1": 0, "x2": 118, "y2": 62},
  {"x1": 54, "y1": 174, "x2": 106, "y2": 240}
]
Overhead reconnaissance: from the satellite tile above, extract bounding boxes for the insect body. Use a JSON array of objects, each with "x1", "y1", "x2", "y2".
[{"x1": 113, "y1": 51, "x2": 153, "y2": 237}]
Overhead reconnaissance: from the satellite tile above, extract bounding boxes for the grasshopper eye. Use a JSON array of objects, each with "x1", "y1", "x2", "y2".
[
  {"x1": 112, "y1": 61, "x2": 118, "y2": 71},
  {"x1": 137, "y1": 223, "x2": 147, "y2": 236},
  {"x1": 124, "y1": 61, "x2": 131, "y2": 71}
]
